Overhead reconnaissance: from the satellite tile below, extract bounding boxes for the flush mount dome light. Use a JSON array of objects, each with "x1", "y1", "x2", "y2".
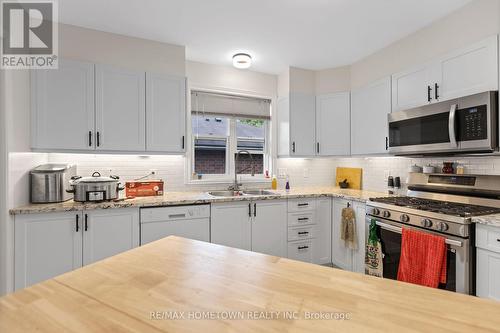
[{"x1": 232, "y1": 53, "x2": 252, "y2": 69}]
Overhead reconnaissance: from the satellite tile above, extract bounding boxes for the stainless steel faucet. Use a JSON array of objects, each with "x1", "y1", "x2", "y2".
[{"x1": 229, "y1": 150, "x2": 255, "y2": 191}]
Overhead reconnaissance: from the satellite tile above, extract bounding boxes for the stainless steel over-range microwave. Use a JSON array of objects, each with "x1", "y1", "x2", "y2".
[{"x1": 388, "y1": 91, "x2": 498, "y2": 155}]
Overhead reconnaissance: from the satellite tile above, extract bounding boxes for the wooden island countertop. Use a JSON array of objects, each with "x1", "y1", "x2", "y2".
[{"x1": 2, "y1": 236, "x2": 500, "y2": 333}]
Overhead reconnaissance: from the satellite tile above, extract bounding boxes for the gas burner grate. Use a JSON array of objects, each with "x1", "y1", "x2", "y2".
[{"x1": 369, "y1": 196, "x2": 500, "y2": 217}]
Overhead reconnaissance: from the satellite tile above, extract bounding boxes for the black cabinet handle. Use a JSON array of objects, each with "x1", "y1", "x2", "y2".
[
  {"x1": 298, "y1": 246, "x2": 309, "y2": 250},
  {"x1": 84, "y1": 214, "x2": 88, "y2": 231},
  {"x1": 298, "y1": 231, "x2": 309, "y2": 235},
  {"x1": 248, "y1": 203, "x2": 251, "y2": 217},
  {"x1": 316, "y1": 142, "x2": 320, "y2": 154},
  {"x1": 88, "y1": 131, "x2": 92, "y2": 147},
  {"x1": 75, "y1": 214, "x2": 79, "y2": 232},
  {"x1": 497, "y1": 239, "x2": 500, "y2": 242},
  {"x1": 298, "y1": 217, "x2": 309, "y2": 221},
  {"x1": 427, "y1": 85, "x2": 432, "y2": 102},
  {"x1": 292, "y1": 142, "x2": 296, "y2": 153},
  {"x1": 434, "y1": 83, "x2": 439, "y2": 100},
  {"x1": 181, "y1": 136, "x2": 185, "y2": 150},
  {"x1": 385, "y1": 136, "x2": 388, "y2": 150},
  {"x1": 96, "y1": 132, "x2": 100, "y2": 147},
  {"x1": 298, "y1": 203, "x2": 309, "y2": 207},
  {"x1": 254, "y1": 203, "x2": 257, "y2": 217}
]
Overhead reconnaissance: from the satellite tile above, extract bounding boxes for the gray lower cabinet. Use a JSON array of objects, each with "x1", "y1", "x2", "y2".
[
  {"x1": 476, "y1": 224, "x2": 500, "y2": 300},
  {"x1": 14, "y1": 208, "x2": 139, "y2": 290}
]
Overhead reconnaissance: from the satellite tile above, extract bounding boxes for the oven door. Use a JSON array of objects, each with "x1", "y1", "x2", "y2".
[{"x1": 365, "y1": 217, "x2": 472, "y2": 294}]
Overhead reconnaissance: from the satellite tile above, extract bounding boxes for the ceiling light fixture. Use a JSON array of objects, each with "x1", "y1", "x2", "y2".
[{"x1": 232, "y1": 53, "x2": 252, "y2": 69}]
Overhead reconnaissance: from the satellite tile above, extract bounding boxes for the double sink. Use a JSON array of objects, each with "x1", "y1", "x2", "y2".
[{"x1": 208, "y1": 189, "x2": 280, "y2": 197}]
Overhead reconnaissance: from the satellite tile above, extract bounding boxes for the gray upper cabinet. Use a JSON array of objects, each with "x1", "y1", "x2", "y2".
[
  {"x1": 315, "y1": 92, "x2": 350, "y2": 156},
  {"x1": 146, "y1": 73, "x2": 186, "y2": 153},
  {"x1": 351, "y1": 77, "x2": 391, "y2": 155},
  {"x1": 95, "y1": 64, "x2": 146, "y2": 151},
  {"x1": 31, "y1": 59, "x2": 95, "y2": 151}
]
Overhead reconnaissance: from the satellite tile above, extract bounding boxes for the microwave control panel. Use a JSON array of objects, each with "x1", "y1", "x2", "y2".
[{"x1": 457, "y1": 104, "x2": 488, "y2": 141}]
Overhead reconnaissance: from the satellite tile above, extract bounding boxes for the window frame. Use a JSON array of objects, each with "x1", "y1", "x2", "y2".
[{"x1": 186, "y1": 89, "x2": 273, "y2": 185}]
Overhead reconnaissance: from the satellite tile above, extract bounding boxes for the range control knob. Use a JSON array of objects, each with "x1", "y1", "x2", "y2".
[
  {"x1": 383, "y1": 210, "x2": 391, "y2": 218},
  {"x1": 400, "y1": 214, "x2": 410, "y2": 223},
  {"x1": 421, "y1": 218, "x2": 433, "y2": 228},
  {"x1": 437, "y1": 222, "x2": 449, "y2": 232},
  {"x1": 372, "y1": 208, "x2": 380, "y2": 216}
]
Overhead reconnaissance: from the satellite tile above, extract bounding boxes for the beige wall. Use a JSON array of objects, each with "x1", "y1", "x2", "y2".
[
  {"x1": 315, "y1": 66, "x2": 351, "y2": 95},
  {"x1": 350, "y1": 0, "x2": 500, "y2": 88},
  {"x1": 60, "y1": 24, "x2": 186, "y2": 76}
]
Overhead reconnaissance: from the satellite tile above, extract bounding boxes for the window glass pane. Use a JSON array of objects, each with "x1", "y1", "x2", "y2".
[
  {"x1": 194, "y1": 138, "x2": 226, "y2": 175},
  {"x1": 235, "y1": 153, "x2": 264, "y2": 175},
  {"x1": 192, "y1": 115, "x2": 229, "y2": 137},
  {"x1": 235, "y1": 118, "x2": 266, "y2": 175}
]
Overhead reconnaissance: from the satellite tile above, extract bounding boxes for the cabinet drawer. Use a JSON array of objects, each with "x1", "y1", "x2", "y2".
[
  {"x1": 287, "y1": 240, "x2": 314, "y2": 263},
  {"x1": 288, "y1": 212, "x2": 315, "y2": 227},
  {"x1": 288, "y1": 198, "x2": 316, "y2": 212},
  {"x1": 288, "y1": 225, "x2": 315, "y2": 241},
  {"x1": 476, "y1": 224, "x2": 500, "y2": 253}
]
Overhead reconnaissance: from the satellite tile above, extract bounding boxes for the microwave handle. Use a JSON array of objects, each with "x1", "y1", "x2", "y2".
[
  {"x1": 448, "y1": 104, "x2": 458, "y2": 147},
  {"x1": 374, "y1": 220, "x2": 462, "y2": 247}
]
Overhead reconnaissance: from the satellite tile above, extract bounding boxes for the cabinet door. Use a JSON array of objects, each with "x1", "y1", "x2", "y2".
[
  {"x1": 315, "y1": 93, "x2": 350, "y2": 156},
  {"x1": 314, "y1": 198, "x2": 332, "y2": 265},
  {"x1": 392, "y1": 64, "x2": 432, "y2": 112},
  {"x1": 252, "y1": 200, "x2": 287, "y2": 257},
  {"x1": 331, "y1": 199, "x2": 353, "y2": 270},
  {"x1": 146, "y1": 73, "x2": 186, "y2": 152},
  {"x1": 351, "y1": 77, "x2": 391, "y2": 155},
  {"x1": 83, "y1": 208, "x2": 139, "y2": 265},
  {"x1": 95, "y1": 65, "x2": 146, "y2": 151},
  {"x1": 352, "y1": 202, "x2": 366, "y2": 274},
  {"x1": 435, "y1": 35, "x2": 498, "y2": 102},
  {"x1": 15, "y1": 212, "x2": 83, "y2": 290},
  {"x1": 290, "y1": 92, "x2": 316, "y2": 156},
  {"x1": 211, "y1": 202, "x2": 251, "y2": 251},
  {"x1": 31, "y1": 59, "x2": 95, "y2": 150},
  {"x1": 477, "y1": 248, "x2": 500, "y2": 301},
  {"x1": 277, "y1": 97, "x2": 290, "y2": 156}
]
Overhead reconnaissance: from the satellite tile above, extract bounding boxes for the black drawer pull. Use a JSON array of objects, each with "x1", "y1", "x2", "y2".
[
  {"x1": 298, "y1": 231, "x2": 309, "y2": 235},
  {"x1": 298, "y1": 246, "x2": 309, "y2": 250},
  {"x1": 297, "y1": 203, "x2": 309, "y2": 207},
  {"x1": 497, "y1": 239, "x2": 500, "y2": 242},
  {"x1": 297, "y1": 217, "x2": 309, "y2": 221}
]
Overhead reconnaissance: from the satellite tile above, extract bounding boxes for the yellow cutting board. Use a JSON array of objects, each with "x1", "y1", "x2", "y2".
[{"x1": 335, "y1": 167, "x2": 362, "y2": 190}]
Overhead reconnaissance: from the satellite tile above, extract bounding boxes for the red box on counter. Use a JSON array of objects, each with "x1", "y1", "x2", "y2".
[{"x1": 125, "y1": 180, "x2": 164, "y2": 197}]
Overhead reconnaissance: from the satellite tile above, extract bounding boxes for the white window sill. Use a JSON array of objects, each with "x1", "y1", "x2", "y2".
[{"x1": 186, "y1": 177, "x2": 272, "y2": 186}]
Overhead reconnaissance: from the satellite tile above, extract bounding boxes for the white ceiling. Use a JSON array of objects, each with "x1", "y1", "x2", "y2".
[{"x1": 58, "y1": 0, "x2": 472, "y2": 74}]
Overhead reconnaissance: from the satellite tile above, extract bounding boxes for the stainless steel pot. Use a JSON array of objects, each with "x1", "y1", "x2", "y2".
[{"x1": 68, "y1": 172, "x2": 124, "y2": 202}]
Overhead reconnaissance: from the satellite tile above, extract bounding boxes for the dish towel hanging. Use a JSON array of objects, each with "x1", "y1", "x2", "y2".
[
  {"x1": 340, "y1": 206, "x2": 357, "y2": 250},
  {"x1": 365, "y1": 219, "x2": 383, "y2": 277},
  {"x1": 397, "y1": 227, "x2": 447, "y2": 288}
]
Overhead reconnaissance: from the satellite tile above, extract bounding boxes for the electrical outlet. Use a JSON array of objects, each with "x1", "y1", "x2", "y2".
[
  {"x1": 149, "y1": 169, "x2": 157, "y2": 176},
  {"x1": 278, "y1": 168, "x2": 287, "y2": 178}
]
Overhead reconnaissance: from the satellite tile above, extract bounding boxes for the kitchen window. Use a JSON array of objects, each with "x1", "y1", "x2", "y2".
[{"x1": 190, "y1": 91, "x2": 271, "y2": 182}]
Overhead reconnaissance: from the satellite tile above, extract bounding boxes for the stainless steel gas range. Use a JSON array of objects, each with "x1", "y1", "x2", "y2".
[{"x1": 366, "y1": 173, "x2": 500, "y2": 295}]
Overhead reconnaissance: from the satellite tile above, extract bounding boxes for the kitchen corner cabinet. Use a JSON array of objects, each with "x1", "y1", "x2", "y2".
[
  {"x1": 315, "y1": 93, "x2": 350, "y2": 156},
  {"x1": 95, "y1": 65, "x2": 146, "y2": 151},
  {"x1": 476, "y1": 224, "x2": 500, "y2": 300},
  {"x1": 277, "y1": 93, "x2": 316, "y2": 156},
  {"x1": 331, "y1": 198, "x2": 366, "y2": 273},
  {"x1": 211, "y1": 200, "x2": 287, "y2": 257},
  {"x1": 351, "y1": 77, "x2": 391, "y2": 155},
  {"x1": 31, "y1": 59, "x2": 95, "y2": 151},
  {"x1": 146, "y1": 73, "x2": 186, "y2": 152},
  {"x1": 14, "y1": 208, "x2": 140, "y2": 290},
  {"x1": 392, "y1": 35, "x2": 498, "y2": 112},
  {"x1": 314, "y1": 198, "x2": 332, "y2": 264}
]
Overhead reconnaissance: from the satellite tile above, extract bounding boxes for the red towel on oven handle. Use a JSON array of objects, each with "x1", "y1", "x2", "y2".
[{"x1": 397, "y1": 227, "x2": 447, "y2": 288}]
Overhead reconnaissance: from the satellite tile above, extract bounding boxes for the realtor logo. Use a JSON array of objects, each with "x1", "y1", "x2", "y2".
[{"x1": 1, "y1": 0, "x2": 58, "y2": 69}]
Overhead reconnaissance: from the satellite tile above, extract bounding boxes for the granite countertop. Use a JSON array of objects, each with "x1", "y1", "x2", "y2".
[
  {"x1": 10, "y1": 186, "x2": 389, "y2": 215},
  {"x1": 471, "y1": 214, "x2": 500, "y2": 228}
]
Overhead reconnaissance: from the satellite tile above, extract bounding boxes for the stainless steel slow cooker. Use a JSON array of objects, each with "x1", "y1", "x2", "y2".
[{"x1": 67, "y1": 172, "x2": 124, "y2": 202}]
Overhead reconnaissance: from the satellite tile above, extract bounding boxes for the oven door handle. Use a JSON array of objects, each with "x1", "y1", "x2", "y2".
[
  {"x1": 375, "y1": 221, "x2": 463, "y2": 247},
  {"x1": 448, "y1": 104, "x2": 458, "y2": 147}
]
